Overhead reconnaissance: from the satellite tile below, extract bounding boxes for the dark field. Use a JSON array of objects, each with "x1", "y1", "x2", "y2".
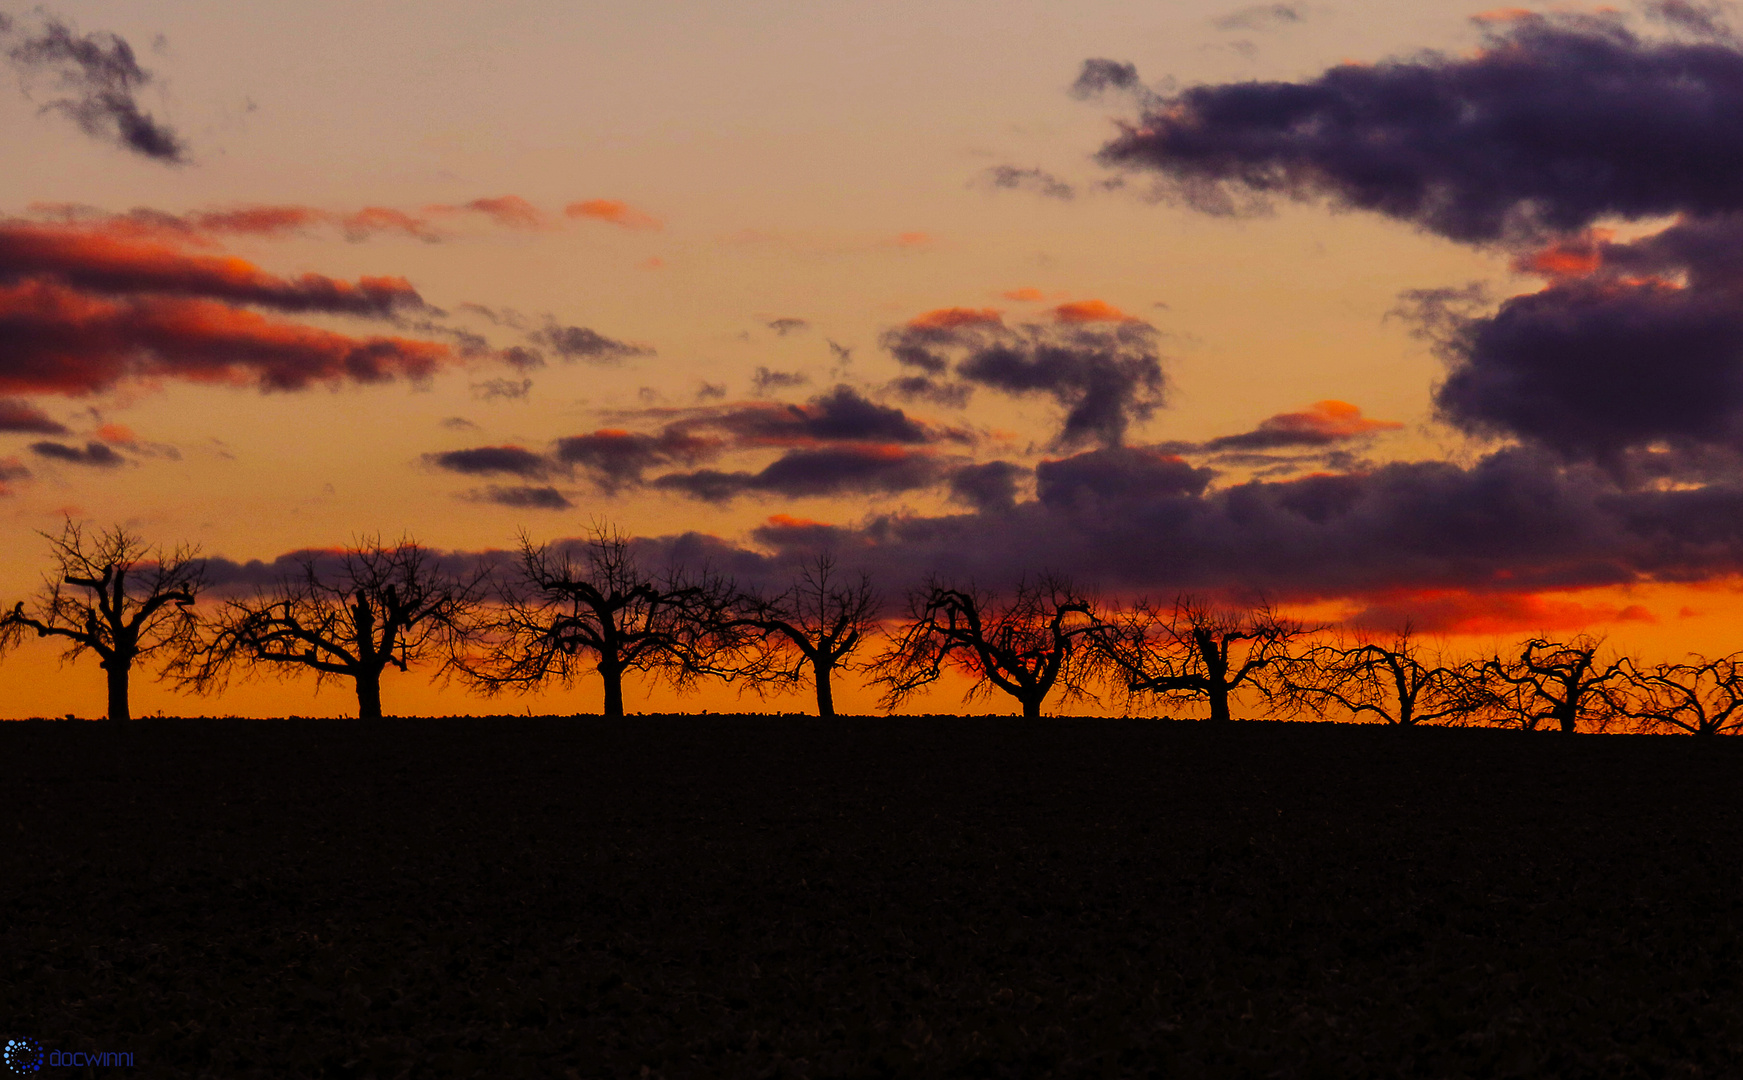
[{"x1": 4, "y1": 716, "x2": 1742, "y2": 1078}]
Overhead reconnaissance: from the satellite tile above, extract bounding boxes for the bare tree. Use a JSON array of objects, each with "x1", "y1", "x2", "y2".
[
  {"x1": 462, "y1": 524, "x2": 728, "y2": 719},
  {"x1": 1290, "y1": 627, "x2": 1484, "y2": 726},
  {"x1": 184, "y1": 538, "x2": 482, "y2": 720},
  {"x1": 1482, "y1": 636, "x2": 1628, "y2": 734},
  {"x1": 730, "y1": 555, "x2": 879, "y2": 718},
  {"x1": 1616, "y1": 653, "x2": 1743, "y2": 737},
  {"x1": 869, "y1": 574, "x2": 1102, "y2": 720},
  {"x1": 0, "y1": 521, "x2": 202, "y2": 721},
  {"x1": 1098, "y1": 595, "x2": 1311, "y2": 722}
]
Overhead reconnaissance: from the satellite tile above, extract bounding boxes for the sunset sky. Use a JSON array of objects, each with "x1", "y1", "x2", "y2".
[{"x1": 5, "y1": 0, "x2": 1743, "y2": 717}]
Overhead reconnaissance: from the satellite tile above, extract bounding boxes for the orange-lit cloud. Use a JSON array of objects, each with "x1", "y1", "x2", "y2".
[
  {"x1": 893, "y1": 231, "x2": 933, "y2": 248},
  {"x1": 906, "y1": 307, "x2": 1003, "y2": 330},
  {"x1": 1198, "y1": 400, "x2": 1403, "y2": 453},
  {"x1": 0, "y1": 221, "x2": 429, "y2": 317},
  {"x1": 1470, "y1": 7, "x2": 1538, "y2": 24},
  {"x1": 565, "y1": 199, "x2": 663, "y2": 231},
  {"x1": 1273, "y1": 400, "x2": 1402, "y2": 439},
  {"x1": 1512, "y1": 229, "x2": 1611, "y2": 279},
  {"x1": 427, "y1": 195, "x2": 550, "y2": 230},
  {"x1": 169, "y1": 206, "x2": 325, "y2": 239},
  {"x1": 338, "y1": 207, "x2": 442, "y2": 241},
  {"x1": 766, "y1": 513, "x2": 828, "y2": 530},
  {"x1": 1050, "y1": 299, "x2": 1137, "y2": 323},
  {"x1": 0, "y1": 218, "x2": 482, "y2": 397},
  {"x1": 26, "y1": 201, "x2": 530, "y2": 243},
  {"x1": 0, "y1": 280, "x2": 452, "y2": 395},
  {"x1": 1344, "y1": 588, "x2": 1659, "y2": 635},
  {"x1": 1001, "y1": 287, "x2": 1045, "y2": 302}
]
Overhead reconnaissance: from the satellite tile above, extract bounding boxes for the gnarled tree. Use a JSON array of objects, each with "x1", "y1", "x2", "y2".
[
  {"x1": 0, "y1": 521, "x2": 202, "y2": 721},
  {"x1": 869, "y1": 574, "x2": 1102, "y2": 720},
  {"x1": 463, "y1": 525, "x2": 728, "y2": 718},
  {"x1": 1482, "y1": 636, "x2": 1628, "y2": 734},
  {"x1": 731, "y1": 555, "x2": 879, "y2": 718},
  {"x1": 1098, "y1": 596, "x2": 1310, "y2": 722},
  {"x1": 1290, "y1": 627, "x2": 1483, "y2": 726},
  {"x1": 185, "y1": 538, "x2": 482, "y2": 720},
  {"x1": 1616, "y1": 653, "x2": 1743, "y2": 738}
]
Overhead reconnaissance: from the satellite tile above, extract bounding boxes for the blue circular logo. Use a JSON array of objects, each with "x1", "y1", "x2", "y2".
[{"x1": 1, "y1": 1038, "x2": 41, "y2": 1074}]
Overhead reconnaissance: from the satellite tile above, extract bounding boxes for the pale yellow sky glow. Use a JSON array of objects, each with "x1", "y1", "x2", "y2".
[{"x1": 3, "y1": 0, "x2": 1741, "y2": 717}]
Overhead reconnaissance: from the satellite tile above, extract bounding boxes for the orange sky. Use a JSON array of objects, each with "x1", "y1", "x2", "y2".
[{"x1": 4, "y1": 1, "x2": 1743, "y2": 718}]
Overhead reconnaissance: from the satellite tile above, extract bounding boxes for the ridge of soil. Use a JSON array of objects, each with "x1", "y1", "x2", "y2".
[{"x1": 3, "y1": 715, "x2": 1740, "y2": 1078}]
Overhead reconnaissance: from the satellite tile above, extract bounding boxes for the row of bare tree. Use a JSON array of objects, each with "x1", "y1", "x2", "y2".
[
  {"x1": 866, "y1": 579, "x2": 1739, "y2": 735},
  {"x1": 3, "y1": 521, "x2": 1739, "y2": 737}
]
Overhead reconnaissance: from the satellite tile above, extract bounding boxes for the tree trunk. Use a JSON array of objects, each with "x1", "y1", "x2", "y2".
[
  {"x1": 1021, "y1": 694, "x2": 1041, "y2": 721},
  {"x1": 1207, "y1": 683, "x2": 1232, "y2": 723},
  {"x1": 104, "y1": 661, "x2": 130, "y2": 722},
  {"x1": 355, "y1": 670, "x2": 384, "y2": 721},
  {"x1": 1198, "y1": 630, "x2": 1232, "y2": 722},
  {"x1": 600, "y1": 661, "x2": 625, "y2": 720},
  {"x1": 814, "y1": 660, "x2": 835, "y2": 719},
  {"x1": 1558, "y1": 703, "x2": 1579, "y2": 734}
]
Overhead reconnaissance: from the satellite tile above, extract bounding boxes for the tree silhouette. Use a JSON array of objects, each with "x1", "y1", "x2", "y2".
[
  {"x1": 1290, "y1": 627, "x2": 1483, "y2": 726},
  {"x1": 463, "y1": 524, "x2": 728, "y2": 719},
  {"x1": 0, "y1": 521, "x2": 202, "y2": 721},
  {"x1": 1099, "y1": 596, "x2": 1309, "y2": 722},
  {"x1": 1482, "y1": 636, "x2": 1628, "y2": 734},
  {"x1": 185, "y1": 538, "x2": 482, "y2": 720},
  {"x1": 730, "y1": 555, "x2": 879, "y2": 718},
  {"x1": 869, "y1": 574, "x2": 1101, "y2": 720},
  {"x1": 1616, "y1": 653, "x2": 1743, "y2": 737}
]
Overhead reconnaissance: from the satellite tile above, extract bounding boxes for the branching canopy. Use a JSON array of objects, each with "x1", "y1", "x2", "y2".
[
  {"x1": 461, "y1": 524, "x2": 732, "y2": 716},
  {"x1": 1, "y1": 520, "x2": 203, "y2": 718},
  {"x1": 728, "y1": 554, "x2": 880, "y2": 715},
  {"x1": 1481, "y1": 635, "x2": 1628, "y2": 733},
  {"x1": 1288, "y1": 627, "x2": 1485, "y2": 726},
  {"x1": 1616, "y1": 653, "x2": 1743, "y2": 737},
  {"x1": 869, "y1": 574, "x2": 1102, "y2": 718},
  {"x1": 183, "y1": 537, "x2": 483, "y2": 718},
  {"x1": 1097, "y1": 595, "x2": 1311, "y2": 721}
]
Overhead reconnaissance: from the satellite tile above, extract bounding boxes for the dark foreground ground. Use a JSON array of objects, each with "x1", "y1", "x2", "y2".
[{"x1": 3, "y1": 716, "x2": 1741, "y2": 1079}]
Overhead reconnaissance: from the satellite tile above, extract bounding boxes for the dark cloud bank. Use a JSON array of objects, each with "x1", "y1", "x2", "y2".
[
  {"x1": 607, "y1": 8, "x2": 1743, "y2": 627},
  {"x1": 881, "y1": 309, "x2": 1166, "y2": 449},
  {"x1": 604, "y1": 442, "x2": 1743, "y2": 635},
  {"x1": 0, "y1": 210, "x2": 611, "y2": 397},
  {"x1": 217, "y1": 8, "x2": 1743, "y2": 633},
  {"x1": 425, "y1": 385, "x2": 983, "y2": 509},
  {"x1": 1424, "y1": 216, "x2": 1743, "y2": 463},
  {"x1": 29, "y1": 439, "x2": 122, "y2": 467},
  {"x1": 786, "y1": 7, "x2": 1725, "y2": 625},
  {"x1": 0, "y1": 12, "x2": 186, "y2": 162},
  {"x1": 1086, "y1": 10, "x2": 1743, "y2": 243}
]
